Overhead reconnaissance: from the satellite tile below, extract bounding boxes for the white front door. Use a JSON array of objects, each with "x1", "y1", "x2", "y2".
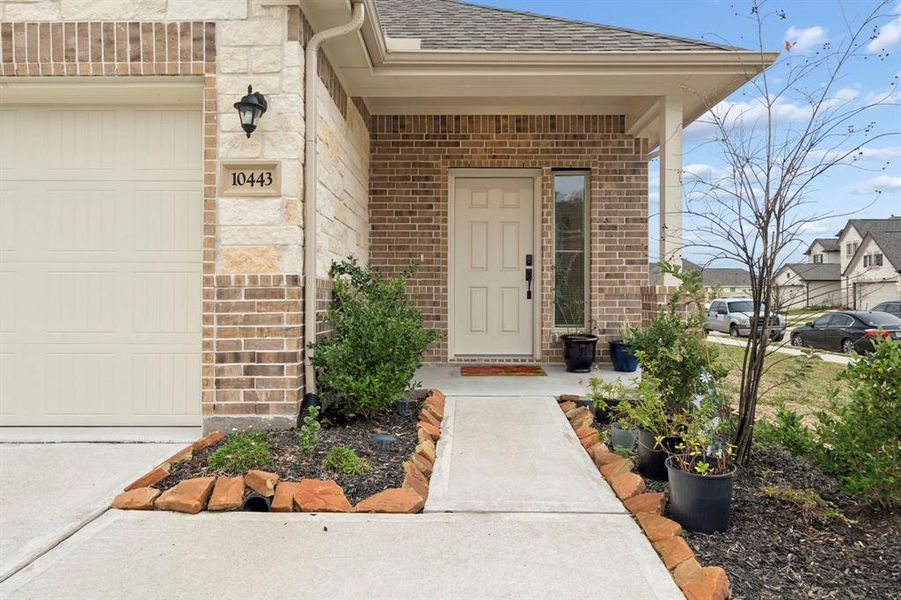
[{"x1": 452, "y1": 177, "x2": 534, "y2": 356}]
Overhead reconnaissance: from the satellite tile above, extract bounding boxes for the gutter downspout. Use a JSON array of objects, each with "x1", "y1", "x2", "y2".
[{"x1": 302, "y1": 0, "x2": 366, "y2": 404}]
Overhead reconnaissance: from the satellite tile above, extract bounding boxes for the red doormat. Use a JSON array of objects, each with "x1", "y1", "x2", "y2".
[{"x1": 460, "y1": 364, "x2": 547, "y2": 376}]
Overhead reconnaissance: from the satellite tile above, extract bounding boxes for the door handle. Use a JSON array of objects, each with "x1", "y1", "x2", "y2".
[{"x1": 525, "y1": 262, "x2": 533, "y2": 300}]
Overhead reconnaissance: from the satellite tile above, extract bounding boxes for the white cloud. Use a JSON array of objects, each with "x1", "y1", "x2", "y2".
[
  {"x1": 683, "y1": 163, "x2": 726, "y2": 180},
  {"x1": 848, "y1": 175, "x2": 901, "y2": 194},
  {"x1": 867, "y1": 5, "x2": 901, "y2": 52},
  {"x1": 786, "y1": 25, "x2": 827, "y2": 53},
  {"x1": 858, "y1": 145, "x2": 901, "y2": 160}
]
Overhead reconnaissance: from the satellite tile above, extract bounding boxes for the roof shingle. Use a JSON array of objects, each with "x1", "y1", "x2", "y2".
[
  {"x1": 375, "y1": 0, "x2": 741, "y2": 53},
  {"x1": 783, "y1": 263, "x2": 841, "y2": 282}
]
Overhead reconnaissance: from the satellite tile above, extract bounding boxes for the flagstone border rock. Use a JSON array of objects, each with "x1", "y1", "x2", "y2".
[
  {"x1": 111, "y1": 390, "x2": 445, "y2": 516},
  {"x1": 558, "y1": 394, "x2": 731, "y2": 600}
]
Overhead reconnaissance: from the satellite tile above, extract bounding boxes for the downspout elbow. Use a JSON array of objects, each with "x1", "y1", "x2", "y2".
[{"x1": 302, "y1": 1, "x2": 366, "y2": 406}]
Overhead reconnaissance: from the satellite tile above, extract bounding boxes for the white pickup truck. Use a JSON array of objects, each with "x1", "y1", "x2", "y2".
[{"x1": 704, "y1": 297, "x2": 786, "y2": 341}]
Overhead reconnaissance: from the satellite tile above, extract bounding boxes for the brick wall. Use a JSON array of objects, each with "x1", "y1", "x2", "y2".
[
  {"x1": 369, "y1": 115, "x2": 649, "y2": 363},
  {"x1": 207, "y1": 275, "x2": 302, "y2": 429}
]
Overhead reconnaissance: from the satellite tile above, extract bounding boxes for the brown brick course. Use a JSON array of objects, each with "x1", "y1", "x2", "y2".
[
  {"x1": 369, "y1": 115, "x2": 649, "y2": 362},
  {"x1": 207, "y1": 274, "x2": 303, "y2": 418}
]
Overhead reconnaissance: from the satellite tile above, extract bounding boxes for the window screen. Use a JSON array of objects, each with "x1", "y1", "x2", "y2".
[{"x1": 554, "y1": 173, "x2": 587, "y2": 328}]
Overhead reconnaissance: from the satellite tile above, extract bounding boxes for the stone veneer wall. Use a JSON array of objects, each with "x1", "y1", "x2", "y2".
[
  {"x1": 1, "y1": 1, "x2": 370, "y2": 428},
  {"x1": 369, "y1": 115, "x2": 649, "y2": 363}
]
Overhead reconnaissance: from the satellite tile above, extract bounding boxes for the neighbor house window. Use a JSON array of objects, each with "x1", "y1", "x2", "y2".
[
  {"x1": 813, "y1": 254, "x2": 823, "y2": 264},
  {"x1": 554, "y1": 172, "x2": 588, "y2": 328},
  {"x1": 864, "y1": 253, "x2": 884, "y2": 268},
  {"x1": 846, "y1": 242, "x2": 858, "y2": 257}
]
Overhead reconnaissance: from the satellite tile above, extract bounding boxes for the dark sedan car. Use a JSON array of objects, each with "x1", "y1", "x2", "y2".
[
  {"x1": 872, "y1": 301, "x2": 901, "y2": 317},
  {"x1": 790, "y1": 311, "x2": 901, "y2": 354}
]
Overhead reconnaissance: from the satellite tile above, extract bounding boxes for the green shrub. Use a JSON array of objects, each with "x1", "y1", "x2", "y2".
[
  {"x1": 624, "y1": 262, "x2": 726, "y2": 415},
  {"x1": 753, "y1": 403, "x2": 815, "y2": 457},
  {"x1": 310, "y1": 259, "x2": 441, "y2": 418},
  {"x1": 208, "y1": 431, "x2": 272, "y2": 472},
  {"x1": 297, "y1": 405, "x2": 320, "y2": 455},
  {"x1": 323, "y1": 444, "x2": 370, "y2": 475},
  {"x1": 813, "y1": 336, "x2": 900, "y2": 509}
]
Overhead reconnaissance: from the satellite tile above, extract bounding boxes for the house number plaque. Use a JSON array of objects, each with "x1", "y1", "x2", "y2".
[{"x1": 220, "y1": 160, "x2": 281, "y2": 197}]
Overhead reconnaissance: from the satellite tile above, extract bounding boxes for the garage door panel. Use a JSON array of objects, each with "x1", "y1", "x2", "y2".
[
  {"x1": 44, "y1": 352, "x2": 118, "y2": 416},
  {"x1": 0, "y1": 101, "x2": 202, "y2": 426},
  {"x1": 132, "y1": 352, "x2": 201, "y2": 417},
  {"x1": 46, "y1": 271, "x2": 118, "y2": 334},
  {"x1": 133, "y1": 187, "x2": 204, "y2": 254},
  {"x1": 133, "y1": 271, "x2": 202, "y2": 334},
  {"x1": 133, "y1": 109, "x2": 203, "y2": 174},
  {"x1": 45, "y1": 188, "x2": 119, "y2": 253},
  {"x1": 46, "y1": 109, "x2": 118, "y2": 172},
  {"x1": 0, "y1": 271, "x2": 16, "y2": 334},
  {"x1": 0, "y1": 189, "x2": 18, "y2": 251},
  {"x1": 0, "y1": 110, "x2": 18, "y2": 172},
  {"x1": 0, "y1": 353, "x2": 15, "y2": 416}
]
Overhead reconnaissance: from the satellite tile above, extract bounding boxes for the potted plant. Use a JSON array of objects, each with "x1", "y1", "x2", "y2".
[
  {"x1": 621, "y1": 377, "x2": 686, "y2": 481},
  {"x1": 665, "y1": 393, "x2": 736, "y2": 534},
  {"x1": 608, "y1": 321, "x2": 639, "y2": 373},
  {"x1": 556, "y1": 282, "x2": 597, "y2": 372},
  {"x1": 559, "y1": 319, "x2": 599, "y2": 373},
  {"x1": 586, "y1": 378, "x2": 636, "y2": 450},
  {"x1": 561, "y1": 332, "x2": 598, "y2": 372}
]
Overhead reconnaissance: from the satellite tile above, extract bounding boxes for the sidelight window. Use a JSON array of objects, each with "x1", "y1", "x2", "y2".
[{"x1": 553, "y1": 172, "x2": 588, "y2": 328}]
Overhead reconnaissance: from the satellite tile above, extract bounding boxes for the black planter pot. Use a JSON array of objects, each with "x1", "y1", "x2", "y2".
[
  {"x1": 666, "y1": 455, "x2": 736, "y2": 534},
  {"x1": 608, "y1": 340, "x2": 639, "y2": 372},
  {"x1": 561, "y1": 334, "x2": 598, "y2": 373},
  {"x1": 636, "y1": 429, "x2": 682, "y2": 481},
  {"x1": 594, "y1": 402, "x2": 611, "y2": 424}
]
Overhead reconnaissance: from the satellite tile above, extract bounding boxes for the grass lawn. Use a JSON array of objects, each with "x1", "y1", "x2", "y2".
[{"x1": 712, "y1": 343, "x2": 849, "y2": 420}]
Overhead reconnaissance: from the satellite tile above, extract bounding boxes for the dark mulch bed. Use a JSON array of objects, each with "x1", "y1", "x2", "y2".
[
  {"x1": 166, "y1": 403, "x2": 421, "y2": 505},
  {"x1": 628, "y1": 442, "x2": 900, "y2": 599}
]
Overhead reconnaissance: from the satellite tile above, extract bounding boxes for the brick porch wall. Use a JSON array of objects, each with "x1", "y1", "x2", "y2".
[{"x1": 369, "y1": 115, "x2": 649, "y2": 363}]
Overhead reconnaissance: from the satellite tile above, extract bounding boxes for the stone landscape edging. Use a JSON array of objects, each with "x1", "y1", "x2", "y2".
[
  {"x1": 112, "y1": 389, "x2": 446, "y2": 515},
  {"x1": 558, "y1": 394, "x2": 731, "y2": 600}
]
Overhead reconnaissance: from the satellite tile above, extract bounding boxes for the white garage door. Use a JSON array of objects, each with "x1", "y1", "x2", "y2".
[
  {"x1": 857, "y1": 282, "x2": 900, "y2": 310},
  {"x1": 0, "y1": 100, "x2": 202, "y2": 426}
]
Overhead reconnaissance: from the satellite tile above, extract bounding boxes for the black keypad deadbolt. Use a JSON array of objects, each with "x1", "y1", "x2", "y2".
[{"x1": 525, "y1": 254, "x2": 533, "y2": 299}]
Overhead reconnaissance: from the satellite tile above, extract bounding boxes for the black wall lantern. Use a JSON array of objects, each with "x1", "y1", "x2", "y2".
[{"x1": 234, "y1": 85, "x2": 267, "y2": 138}]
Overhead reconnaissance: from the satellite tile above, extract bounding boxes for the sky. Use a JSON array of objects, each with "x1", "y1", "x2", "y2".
[{"x1": 475, "y1": 0, "x2": 901, "y2": 266}]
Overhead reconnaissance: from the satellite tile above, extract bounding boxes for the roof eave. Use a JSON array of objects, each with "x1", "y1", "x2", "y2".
[{"x1": 374, "y1": 49, "x2": 779, "y2": 69}]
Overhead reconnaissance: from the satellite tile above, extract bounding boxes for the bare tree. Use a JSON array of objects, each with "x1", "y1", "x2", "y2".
[{"x1": 682, "y1": 0, "x2": 899, "y2": 463}]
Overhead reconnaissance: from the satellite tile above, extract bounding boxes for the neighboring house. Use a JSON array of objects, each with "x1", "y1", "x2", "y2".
[
  {"x1": 844, "y1": 228, "x2": 901, "y2": 309},
  {"x1": 775, "y1": 217, "x2": 901, "y2": 309},
  {"x1": 649, "y1": 260, "x2": 752, "y2": 300},
  {"x1": 805, "y1": 238, "x2": 841, "y2": 264},
  {"x1": 836, "y1": 217, "x2": 901, "y2": 309},
  {"x1": 774, "y1": 263, "x2": 842, "y2": 309},
  {"x1": 0, "y1": 0, "x2": 775, "y2": 431}
]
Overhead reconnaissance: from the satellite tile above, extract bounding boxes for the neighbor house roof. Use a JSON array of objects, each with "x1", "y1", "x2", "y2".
[
  {"x1": 836, "y1": 216, "x2": 901, "y2": 239},
  {"x1": 375, "y1": 0, "x2": 741, "y2": 53},
  {"x1": 804, "y1": 238, "x2": 839, "y2": 255},
  {"x1": 649, "y1": 260, "x2": 751, "y2": 288},
  {"x1": 781, "y1": 263, "x2": 841, "y2": 282}
]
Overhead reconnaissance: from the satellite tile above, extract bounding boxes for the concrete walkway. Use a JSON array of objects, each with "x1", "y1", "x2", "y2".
[
  {"x1": 426, "y1": 396, "x2": 622, "y2": 513},
  {"x1": 0, "y1": 370, "x2": 682, "y2": 599},
  {"x1": 0, "y1": 436, "x2": 187, "y2": 583},
  {"x1": 1, "y1": 511, "x2": 682, "y2": 599}
]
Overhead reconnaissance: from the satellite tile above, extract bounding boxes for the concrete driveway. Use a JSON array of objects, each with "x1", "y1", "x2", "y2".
[{"x1": 0, "y1": 429, "x2": 194, "y2": 583}]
